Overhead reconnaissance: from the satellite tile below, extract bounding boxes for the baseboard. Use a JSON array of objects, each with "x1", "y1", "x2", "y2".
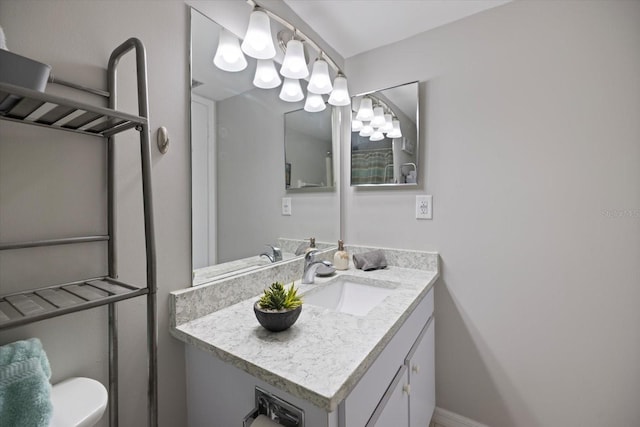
[{"x1": 432, "y1": 407, "x2": 490, "y2": 427}]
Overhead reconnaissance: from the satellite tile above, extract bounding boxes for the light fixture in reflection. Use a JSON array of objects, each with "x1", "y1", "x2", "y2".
[
  {"x1": 253, "y1": 59, "x2": 281, "y2": 89},
  {"x1": 359, "y1": 124, "x2": 374, "y2": 137},
  {"x1": 213, "y1": 29, "x2": 247, "y2": 72},
  {"x1": 386, "y1": 119, "x2": 403, "y2": 138},
  {"x1": 370, "y1": 106, "x2": 385, "y2": 128},
  {"x1": 279, "y1": 78, "x2": 304, "y2": 102},
  {"x1": 304, "y1": 92, "x2": 326, "y2": 112},
  {"x1": 355, "y1": 97, "x2": 374, "y2": 121},
  {"x1": 351, "y1": 112, "x2": 363, "y2": 132},
  {"x1": 381, "y1": 114, "x2": 393, "y2": 133},
  {"x1": 370, "y1": 130, "x2": 385, "y2": 141}
]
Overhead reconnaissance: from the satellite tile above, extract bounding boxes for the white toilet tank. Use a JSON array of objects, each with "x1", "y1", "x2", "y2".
[{"x1": 50, "y1": 377, "x2": 108, "y2": 427}]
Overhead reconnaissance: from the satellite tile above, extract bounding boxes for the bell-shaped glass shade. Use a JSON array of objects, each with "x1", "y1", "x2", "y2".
[
  {"x1": 370, "y1": 106, "x2": 385, "y2": 128},
  {"x1": 279, "y1": 78, "x2": 304, "y2": 102},
  {"x1": 328, "y1": 75, "x2": 350, "y2": 106},
  {"x1": 386, "y1": 119, "x2": 403, "y2": 138},
  {"x1": 280, "y1": 39, "x2": 309, "y2": 79},
  {"x1": 359, "y1": 124, "x2": 374, "y2": 137},
  {"x1": 253, "y1": 59, "x2": 281, "y2": 89},
  {"x1": 307, "y1": 59, "x2": 333, "y2": 94},
  {"x1": 241, "y1": 10, "x2": 276, "y2": 59},
  {"x1": 304, "y1": 92, "x2": 326, "y2": 112},
  {"x1": 355, "y1": 97, "x2": 374, "y2": 121},
  {"x1": 381, "y1": 114, "x2": 393, "y2": 133},
  {"x1": 213, "y1": 29, "x2": 247, "y2": 72},
  {"x1": 370, "y1": 130, "x2": 385, "y2": 141},
  {"x1": 351, "y1": 111, "x2": 363, "y2": 132}
]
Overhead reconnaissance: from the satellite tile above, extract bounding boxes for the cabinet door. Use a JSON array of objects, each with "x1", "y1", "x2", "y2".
[
  {"x1": 367, "y1": 365, "x2": 409, "y2": 427},
  {"x1": 407, "y1": 317, "x2": 435, "y2": 426}
]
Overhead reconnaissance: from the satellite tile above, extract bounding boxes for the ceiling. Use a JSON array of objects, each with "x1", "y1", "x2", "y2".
[{"x1": 283, "y1": 0, "x2": 512, "y2": 59}]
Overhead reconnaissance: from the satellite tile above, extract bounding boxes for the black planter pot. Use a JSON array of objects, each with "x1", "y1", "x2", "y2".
[{"x1": 253, "y1": 303, "x2": 302, "y2": 332}]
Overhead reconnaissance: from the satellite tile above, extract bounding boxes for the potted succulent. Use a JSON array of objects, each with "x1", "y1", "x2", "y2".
[{"x1": 254, "y1": 282, "x2": 302, "y2": 332}]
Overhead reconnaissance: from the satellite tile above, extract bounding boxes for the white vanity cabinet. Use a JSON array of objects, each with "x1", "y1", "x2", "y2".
[{"x1": 340, "y1": 288, "x2": 435, "y2": 427}]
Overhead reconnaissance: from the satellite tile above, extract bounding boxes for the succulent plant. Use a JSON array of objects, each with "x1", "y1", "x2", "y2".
[{"x1": 258, "y1": 282, "x2": 302, "y2": 311}]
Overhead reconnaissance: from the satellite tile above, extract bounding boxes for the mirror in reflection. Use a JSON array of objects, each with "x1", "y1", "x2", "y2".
[
  {"x1": 351, "y1": 82, "x2": 419, "y2": 186},
  {"x1": 190, "y1": 8, "x2": 339, "y2": 285},
  {"x1": 284, "y1": 107, "x2": 334, "y2": 190}
]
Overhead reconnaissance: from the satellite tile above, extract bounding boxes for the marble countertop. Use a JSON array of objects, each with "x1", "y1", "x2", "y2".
[{"x1": 171, "y1": 265, "x2": 438, "y2": 412}]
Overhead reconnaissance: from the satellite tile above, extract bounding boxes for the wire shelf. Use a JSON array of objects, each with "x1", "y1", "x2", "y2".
[
  {"x1": 0, "y1": 82, "x2": 147, "y2": 137},
  {"x1": 0, "y1": 277, "x2": 147, "y2": 329}
]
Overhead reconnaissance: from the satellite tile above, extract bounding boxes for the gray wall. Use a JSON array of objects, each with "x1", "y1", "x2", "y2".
[
  {"x1": 344, "y1": 1, "x2": 640, "y2": 426},
  {"x1": 2, "y1": 1, "x2": 639, "y2": 427},
  {"x1": 0, "y1": 1, "x2": 189, "y2": 425}
]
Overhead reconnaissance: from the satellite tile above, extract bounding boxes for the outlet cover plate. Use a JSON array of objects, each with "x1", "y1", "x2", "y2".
[{"x1": 416, "y1": 195, "x2": 432, "y2": 220}]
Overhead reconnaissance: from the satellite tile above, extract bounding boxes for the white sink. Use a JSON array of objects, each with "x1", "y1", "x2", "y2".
[{"x1": 303, "y1": 276, "x2": 397, "y2": 316}]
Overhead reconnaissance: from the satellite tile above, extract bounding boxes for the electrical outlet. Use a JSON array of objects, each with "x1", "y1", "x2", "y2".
[
  {"x1": 282, "y1": 197, "x2": 292, "y2": 216},
  {"x1": 416, "y1": 195, "x2": 432, "y2": 220}
]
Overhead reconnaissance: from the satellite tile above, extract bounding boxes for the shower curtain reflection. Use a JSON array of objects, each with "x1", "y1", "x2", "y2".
[{"x1": 351, "y1": 148, "x2": 393, "y2": 185}]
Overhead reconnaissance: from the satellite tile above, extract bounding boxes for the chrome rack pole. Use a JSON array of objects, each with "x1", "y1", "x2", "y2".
[{"x1": 107, "y1": 37, "x2": 158, "y2": 427}]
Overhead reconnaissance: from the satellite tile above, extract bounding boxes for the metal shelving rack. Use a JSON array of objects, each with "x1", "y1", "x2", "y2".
[{"x1": 0, "y1": 38, "x2": 157, "y2": 427}]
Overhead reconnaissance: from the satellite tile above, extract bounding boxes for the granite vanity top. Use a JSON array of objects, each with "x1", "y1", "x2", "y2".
[{"x1": 170, "y1": 258, "x2": 438, "y2": 412}]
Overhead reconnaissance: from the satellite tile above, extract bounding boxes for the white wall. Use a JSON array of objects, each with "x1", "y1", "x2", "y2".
[
  {"x1": 0, "y1": 1, "x2": 189, "y2": 425},
  {"x1": 344, "y1": 1, "x2": 640, "y2": 426}
]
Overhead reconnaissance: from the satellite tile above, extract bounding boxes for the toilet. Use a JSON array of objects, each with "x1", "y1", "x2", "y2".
[{"x1": 49, "y1": 377, "x2": 108, "y2": 427}]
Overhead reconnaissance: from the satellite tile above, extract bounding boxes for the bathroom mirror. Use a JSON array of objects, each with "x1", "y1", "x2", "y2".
[
  {"x1": 351, "y1": 81, "x2": 419, "y2": 186},
  {"x1": 190, "y1": 7, "x2": 339, "y2": 285},
  {"x1": 284, "y1": 107, "x2": 334, "y2": 191}
]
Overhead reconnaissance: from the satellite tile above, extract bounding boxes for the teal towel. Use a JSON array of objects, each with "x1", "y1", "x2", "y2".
[{"x1": 0, "y1": 338, "x2": 53, "y2": 427}]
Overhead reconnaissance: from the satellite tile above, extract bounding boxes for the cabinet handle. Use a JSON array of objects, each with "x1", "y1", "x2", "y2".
[
  {"x1": 412, "y1": 364, "x2": 420, "y2": 374},
  {"x1": 403, "y1": 384, "x2": 411, "y2": 395}
]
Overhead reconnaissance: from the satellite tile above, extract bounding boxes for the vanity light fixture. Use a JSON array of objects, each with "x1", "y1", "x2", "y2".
[
  {"x1": 307, "y1": 57, "x2": 333, "y2": 94},
  {"x1": 253, "y1": 59, "x2": 281, "y2": 89},
  {"x1": 213, "y1": 1, "x2": 350, "y2": 111},
  {"x1": 213, "y1": 28, "x2": 247, "y2": 72},
  {"x1": 304, "y1": 92, "x2": 326, "y2": 112},
  {"x1": 241, "y1": 9, "x2": 276, "y2": 59},
  {"x1": 279, "y1": 77, "x2": 304, "y2": 102}
]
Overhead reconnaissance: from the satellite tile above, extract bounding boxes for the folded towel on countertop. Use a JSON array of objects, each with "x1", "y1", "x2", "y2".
[
  {"x1": 0, "y1": 338, "x2": 53, "y2": 427},
  {"x1": 353, "y1": 250, "x2": 388, "y2": 271}
]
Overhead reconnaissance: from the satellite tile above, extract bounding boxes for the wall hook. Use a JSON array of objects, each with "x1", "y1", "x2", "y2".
[{"x1": 156, "y1": 126, "x2": 169, "y2": 154}]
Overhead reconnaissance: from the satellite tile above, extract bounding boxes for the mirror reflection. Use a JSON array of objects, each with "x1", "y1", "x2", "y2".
[
  {"x1": 190, "y1": 8, "x2": 339, "y2": 285},
  {"x1": 351, "y1": 82, "x2": 419, "y2": 186},
  {"x1": 284, "y1": 107, "x2": 334, "y2": 191}
]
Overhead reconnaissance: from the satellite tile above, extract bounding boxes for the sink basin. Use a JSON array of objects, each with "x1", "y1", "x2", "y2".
[{"x1": 303, "y1": 276, "x2": 397, "y2": 316}]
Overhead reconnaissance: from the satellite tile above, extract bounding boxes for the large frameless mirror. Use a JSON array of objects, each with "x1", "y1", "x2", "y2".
[
  {"x1": 351, "y1": 81, "x2": 419, "y2": 186},
  {"x1": 190, "y1": 7, "x2": 339, "y2": 286}
]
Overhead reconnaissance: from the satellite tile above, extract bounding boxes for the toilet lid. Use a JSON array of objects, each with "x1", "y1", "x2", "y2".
[{"x1": 50, "y1": 377, "x2": 108, "y2": 427}]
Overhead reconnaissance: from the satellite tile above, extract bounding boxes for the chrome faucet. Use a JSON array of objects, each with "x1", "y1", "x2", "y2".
[
  {"x1": 302, "y1": 250, "x2": 332, "y2": 284},
  {"x1": 260, "y1": 245, "x2": 282, "y2": 263}
]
